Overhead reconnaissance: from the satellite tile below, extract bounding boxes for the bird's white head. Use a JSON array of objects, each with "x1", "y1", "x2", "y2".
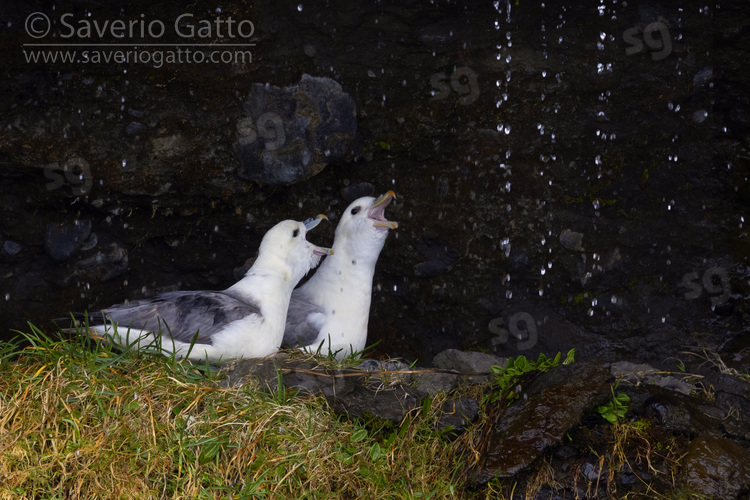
[
  {"x1": 334, "y1": 191, "x2": 398, "y2": 261},
  {"x1": 256, "y1": 216, "x2": 333, "y2": 284}
]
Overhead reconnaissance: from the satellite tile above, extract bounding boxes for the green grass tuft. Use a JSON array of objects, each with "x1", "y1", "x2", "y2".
[{"x1": 0, "y1": 324, "x2": 469, "y2": 499}]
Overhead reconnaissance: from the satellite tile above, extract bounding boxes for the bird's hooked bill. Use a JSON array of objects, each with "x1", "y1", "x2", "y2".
[
  {"x1": 304, "y1": 214, "x2": 329, "y2": 231},
  {"x1": 370, "y1": 191, "x2": 399, "y2": 229},
  {"x1": 312, "y1": 245, "x2": 334, "y2": 256},
  {"x1": 372, "y1": 190, "x2": 396, "y2": 207}
]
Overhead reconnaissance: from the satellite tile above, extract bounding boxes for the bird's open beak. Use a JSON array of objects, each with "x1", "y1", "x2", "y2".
[
  {"x1": 304, "y1": 214, "x2": 334, "y2": 256},
  {"x1": 369, "y1": 190, "x2": 399, "y2": 230}
]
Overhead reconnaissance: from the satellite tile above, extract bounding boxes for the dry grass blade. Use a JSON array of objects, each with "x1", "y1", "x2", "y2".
[{"x1": 681, "y1": 347, "x2": 750, "y2": 382}]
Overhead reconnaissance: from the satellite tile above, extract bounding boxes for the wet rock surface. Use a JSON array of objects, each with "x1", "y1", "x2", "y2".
[
  {"x1": 641, "y1": 388, "x2": 720, "y2": 437},
  {"x1": 437, "y1": 398, "x2": 479, "y2": 435},
  {"x1": 219, "y1": 351, "x2": 486, "y2": 424},
  {"x1": 611, "y1": 360, "x2": 694, "y2": 395},
  {"x1": 44, "y1": 220, "x2": 92, "y2": 262},
  {"x1": 432, "y1": 349, "x2": 507, "y2": 378},
  {"x1": 471, "y1": 362, "x2": 609, "y2": 483},
  {"x1": 677, "y1": 435, "x2": 750, "y2": 499},
  {"x1": 236, "y1": 74, "x2": 357, "y2": 185}
]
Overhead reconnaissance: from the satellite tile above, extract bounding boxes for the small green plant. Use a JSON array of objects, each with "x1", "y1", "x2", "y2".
[
  {"x1": 309, "y1": 334, "x2": 378, "y2": 366},
  {"x1": 597, "y1": 381, "x2": 630, "y2": 424},
  {"x1": 487, "y1": 349, "x2": 575, "y2": 403}
]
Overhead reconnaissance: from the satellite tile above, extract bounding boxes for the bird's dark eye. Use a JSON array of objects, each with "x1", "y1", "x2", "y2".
[
  {"x1": 351, "y1": 207, "x2": 361, "y2": 215},
  {"x1": 292, "y1": 229, "x2": 300, "y2": 238}
]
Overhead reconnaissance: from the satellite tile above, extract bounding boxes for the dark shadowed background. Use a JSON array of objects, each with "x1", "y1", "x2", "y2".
[{"x1": 0, "y1": 0, "x2": 748, "y2": 368}]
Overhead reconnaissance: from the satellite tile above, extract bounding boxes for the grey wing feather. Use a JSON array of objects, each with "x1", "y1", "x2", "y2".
[
  {"x1": 283, "y1": 289, "x2": 325, "y2": 347},
  {"x1": 90, "y1": 290, "x2": 261, "y2": 345}
]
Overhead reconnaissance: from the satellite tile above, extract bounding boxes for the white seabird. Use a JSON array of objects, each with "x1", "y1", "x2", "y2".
[
  {"x1": 65, "y1": 216, "x2": 333, "y2": 363},
  {"x1": 284, "y1": 191, "x2": 398, "y2": 360}
]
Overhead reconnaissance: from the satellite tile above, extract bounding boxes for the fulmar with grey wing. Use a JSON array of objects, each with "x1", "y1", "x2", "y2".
[{"x1": 63, "y1": 216, "x2": 332, "y2": 363}]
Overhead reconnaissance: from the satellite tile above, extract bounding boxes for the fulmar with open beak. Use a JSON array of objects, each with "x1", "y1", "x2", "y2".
[{"x1": 284, "y1": 191, "x2": 399, "y2": 360}]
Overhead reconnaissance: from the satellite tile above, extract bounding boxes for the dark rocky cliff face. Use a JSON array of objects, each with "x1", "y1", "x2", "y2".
[{"x1": 1, "y1": 0, "x2": 748, "y2": 370}]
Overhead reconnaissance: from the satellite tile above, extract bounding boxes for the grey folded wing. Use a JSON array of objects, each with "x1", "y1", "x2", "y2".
[
  {"x1": 283, "y1": 290, "x2": 325, "y2": 347},
  {"x1": 86, "y1": 290, "x2": 262, "y2": 345}
]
